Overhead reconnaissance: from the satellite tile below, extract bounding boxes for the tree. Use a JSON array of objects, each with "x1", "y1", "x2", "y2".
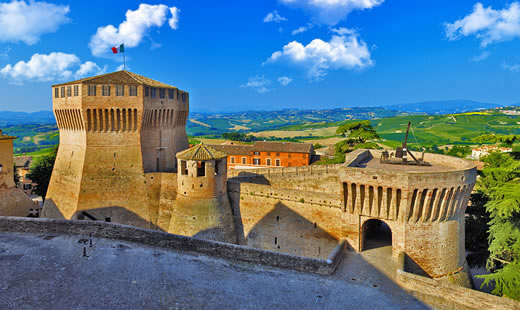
[
  {"x1": 336, "y1": 120, "x2": 379, "y2": 144},
  {"x1": 446, "y1": 145, "x2": 471, "y2": 158},
  {"x1": 475, "y1": 152, "x2": 520, "y2": 300},
  {"x1": 26, "y1": 146, "x2": 58, "y2": 201}
]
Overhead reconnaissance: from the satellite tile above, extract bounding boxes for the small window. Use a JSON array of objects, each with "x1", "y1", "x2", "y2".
[
  {"x1": 275, "y1": 159, "x2": 281, "y2": 166},
  {"x1": 230, "y1": 156, "x2": 235, "y2": 164},
  {"x1": 129, "y1": 85, "x2": 137, "y2": 96},
  {"x1": 168, "y1": 89, "x2": 174, "y2": 99},
  {"x1": 102, "y1": 85, "x2": 110, "y2": 96},
  {"x1": 116, "y1": 85, "x2": 124, "y2": 96},
  {"x1": 159, "y1": 88, "x2": 165, "y2": 99},
  {"x1": 253, "y1": 151, "x2": 260, "y2": 155},
  {"x1": 145, "y1": 86, "x2": 149, "y2": 97},
  {"x1": 151, "y1": 88, "x2": 156, "y2": 98},
  {"x1": 54, "y1": 88, "x2": 59, "y2": 98},
  {"x1": 276, "y1": 152, "x2": 280, "y2": 156},
  {"x1": 182, "y1": 93, "x2": 187, "y2": 102},
  {"x1": 74, "y1": 85, "x2": 79, "y2": 96},
  {"x1": 267, "y1": 152, "x2": 271, "y2": 156},
  {"x1": 266, "y1": 158, "x2": 271, "y2": 166},
  {"x1": 60, "y1": 87, "x2": 65, "y2": 98},
  {"x1": 241, "y1": 157, "x2": 246, "y2": 164},
  {"x1": 253, "y1": 158, "x2": 260, "y2": 165},
  {"x1": 88, "y1": 85, "x2": 96, "y2": 96},
  {"x1": 66, "y1": 86, "x2": 71, "y2": 97},
  {"x1": 215, "y1": 160, "x2": 219, "y2": 176}
]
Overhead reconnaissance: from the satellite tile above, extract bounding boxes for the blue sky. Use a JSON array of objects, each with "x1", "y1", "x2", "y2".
[{"x1": 1, "y1": 0, "x2": 520, "y2": 112}]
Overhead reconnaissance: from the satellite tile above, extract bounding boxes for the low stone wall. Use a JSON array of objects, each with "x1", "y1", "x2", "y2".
[
  {"x1": 0, "y1": 216, "x2": 345, "y2": 276},
  {"x1": 396, "y1": 252, "x2": 519, "y2": 309},
  {"x1": 228, "y1": 182, "x2": 342, "y2": 209},
  {"x1": 228, "y1": 164, "x2": 343, "y2": 180}
]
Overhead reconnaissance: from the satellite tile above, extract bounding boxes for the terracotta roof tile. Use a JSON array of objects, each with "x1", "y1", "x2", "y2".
[
  {"x1": 52, "y1": 70, "x2": 178, "y2": 89},
  {"x1": 176, "y1": 143, "x2": 227, "y2": 161},
  {"x1": 208, "y1": 144, "x2": 253, "y2": 156},
  {"x1": 252, "y1": 141, "x2": 313, "y2": 154}
]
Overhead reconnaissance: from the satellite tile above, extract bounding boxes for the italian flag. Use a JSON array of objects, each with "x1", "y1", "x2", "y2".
[{"x1": 111, "y1": 44, "x2": 124, "y2": 54}]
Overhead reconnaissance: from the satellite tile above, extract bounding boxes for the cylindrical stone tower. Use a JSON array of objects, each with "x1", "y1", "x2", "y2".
[{"x1": 168, "y1": 144, "x2": 237, "y2": 243}]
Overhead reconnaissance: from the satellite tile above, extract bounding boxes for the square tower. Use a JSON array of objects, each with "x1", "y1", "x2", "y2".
[{"x1": 43, "y1": 71, "x2": 189, "y2": 229}]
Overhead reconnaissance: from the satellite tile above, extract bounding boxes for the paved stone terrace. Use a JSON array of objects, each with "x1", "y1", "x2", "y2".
[{"x1": 0, "y1": 232, "x2": 428, "y2": 309}]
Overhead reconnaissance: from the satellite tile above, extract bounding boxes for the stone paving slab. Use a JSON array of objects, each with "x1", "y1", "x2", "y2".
[{"x1": 0, "y1": 232, "x2": 427, "y2": 309}]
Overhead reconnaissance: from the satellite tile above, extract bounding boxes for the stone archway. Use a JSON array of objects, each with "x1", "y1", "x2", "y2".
[{"x1": 361, "y1": 219, "x2": 392, "y2": 251}]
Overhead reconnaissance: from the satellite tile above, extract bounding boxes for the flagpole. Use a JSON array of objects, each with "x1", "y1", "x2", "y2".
[{"x1": 123, "y1": 44, "x2": 125, "y2": 70}]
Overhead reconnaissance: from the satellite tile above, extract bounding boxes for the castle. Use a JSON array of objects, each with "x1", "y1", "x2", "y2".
[{"x1": 42, "y1": 71, "x2": 477, "y2": 289}]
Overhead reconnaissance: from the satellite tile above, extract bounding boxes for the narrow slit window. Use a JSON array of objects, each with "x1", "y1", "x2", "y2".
[
  {"x1": 74, "y1": 85, "x2": 79, "y2": 96},
  {"x1": 54, "y1": 88, "x2": 59, "y2": 98}
]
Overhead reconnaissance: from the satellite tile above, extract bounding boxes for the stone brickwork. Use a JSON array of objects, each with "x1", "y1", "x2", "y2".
[
  {"x1": 169, "y1": 145, "x2": 236, "y2": 243},
  {"x1": 395, "y1": 251, "x2": 519, "y2": 309},
  {"x1": 0, "y1": 130, "x2": 36, "y2": 216}
]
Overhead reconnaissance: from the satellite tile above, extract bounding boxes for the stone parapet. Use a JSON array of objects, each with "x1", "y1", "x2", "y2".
[{"x1": 0, "y1": 216, "x2": 345, "y2": 275}]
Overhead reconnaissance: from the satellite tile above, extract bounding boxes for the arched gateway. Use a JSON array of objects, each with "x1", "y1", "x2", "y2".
[{"x1": 361, "y1": 219, "x2": 392, "y2": 251}]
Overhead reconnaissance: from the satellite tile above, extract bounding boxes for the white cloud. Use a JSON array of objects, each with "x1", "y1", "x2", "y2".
[
  {"x1": 0, "y1": 0, "x2": 70, "y2": 45},
  {"x1": 445, "y1": 2, "x2": 520, "y2": 47},
  {"x1": 263, "y1": 10, "x2": 288, "y2": 23},
  {"x1": 89, "y1": 3, "x2": 179, "y2": 57},
  {"x1": 278, "y1": 76, "x2": 293, "y2": 86},
  {"x1": 169, "y1": 7, "x2": 180, "y2": 29},
  {"x1": 280, "y1": 0, "x2": 384, "y2": 25},
  {"x1": 471, "y1": 51, "x2": 491, "y2": 62},
  {"x1": 502, "y1": 62, "x2": 520, "y2": 72},
  {"x1": 241, "y1": 76, "x2": 272, "y2": 93},
  {"x1": 266, "y1": 28, "x2": 373, "y2": 80},
  {"x1": 0, "y1": 52, "x2": 104, "y2": 84},
  {"x1": 75, "y1": 61, "x2": 106, "y2": 79},
  {"x1": 292, "y1": 23, "x2": 314, "y2": 35}
]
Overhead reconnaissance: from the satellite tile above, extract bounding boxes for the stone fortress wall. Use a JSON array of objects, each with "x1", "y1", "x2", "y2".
[{"x1": 227, "y1": 149, "x2": 477, "y2": 287}]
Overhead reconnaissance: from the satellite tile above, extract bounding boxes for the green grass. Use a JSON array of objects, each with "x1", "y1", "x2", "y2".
[{"x1": 16, "y1": 146, "x2": 56, "y2": 158}]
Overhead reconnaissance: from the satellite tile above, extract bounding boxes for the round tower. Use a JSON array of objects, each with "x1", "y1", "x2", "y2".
[{"x1": 168, "y1": 144, "x2": 237, "y2": 243}]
